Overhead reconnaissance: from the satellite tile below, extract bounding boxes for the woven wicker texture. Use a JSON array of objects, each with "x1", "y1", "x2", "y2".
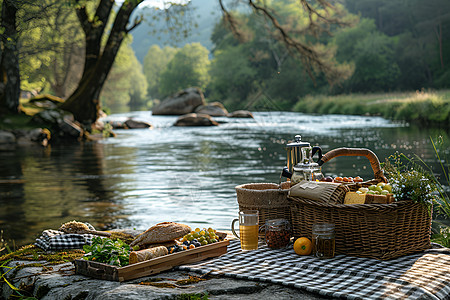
[
  {"x1": 236, "y1": 182, "x2": 291, "y2": 226},
  {"x1": 289, "y1": 148, "x2": 432, "y2": 260}
]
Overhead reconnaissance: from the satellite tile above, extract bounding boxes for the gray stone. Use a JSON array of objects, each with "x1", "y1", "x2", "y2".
[
  {"x1": 31, "y1": 109, "x2": 63, "y2": 124},
  {"x1": 152, "y1": 87, "x2": 205, "y2": 115},
  {"x1": 14, "y1": 128, "x2": 51, "y2": 147},
  {"x1": 59, "y1": 118, "x2": 83, "y2": 138},
  {"x1": 1, "y1": 261, "x2": 327, "y2": 300},
  {"x1": 0, "y1": 130, "x2": 16, "y2": 144},
  {"x1": 228, "y1": 110, "x2": 254, "y2": 118},
  {"x1": 124, "y1": 119, "x2": 153, "y2": 129},
  {"x1": 195, "y1": 102, "x2": 229, "y2": 117},
  {"x1": 174, "y1": 113, "x2": 219, "y2": 126}
]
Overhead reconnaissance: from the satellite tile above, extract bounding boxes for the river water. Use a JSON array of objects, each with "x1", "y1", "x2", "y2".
[{"x1": 1, "y1": 111, "x2": 448, "y2": 247}]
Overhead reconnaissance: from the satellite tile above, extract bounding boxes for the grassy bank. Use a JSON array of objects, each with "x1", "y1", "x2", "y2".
[{"x1": 293, "y1": 90, "x2": 450, "y2": 128}]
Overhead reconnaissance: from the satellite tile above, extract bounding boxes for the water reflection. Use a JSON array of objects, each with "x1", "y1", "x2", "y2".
[{"x1": 0, "y1": 111, "x2": 448, "y2": 246}]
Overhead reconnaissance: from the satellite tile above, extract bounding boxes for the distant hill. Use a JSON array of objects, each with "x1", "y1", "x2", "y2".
[{"x1": 130, "y1": 0, "x2": 223, "y2": 63}]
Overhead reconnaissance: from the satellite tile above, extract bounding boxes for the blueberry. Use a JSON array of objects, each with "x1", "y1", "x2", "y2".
[
  {"x1": 183, "y1": 241, "x2": 190, "y2": 246},
  {"x1": 192, "y1": 239, "x2": 198, "y2": 243},
  {"x1": 194, "y1": 242, "x2": 201, "y2": 247}
]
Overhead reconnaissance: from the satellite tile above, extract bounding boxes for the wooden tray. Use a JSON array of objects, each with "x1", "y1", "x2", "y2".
[{"x1": 73, "y1": 240, "x2": 230, "y2": 282}]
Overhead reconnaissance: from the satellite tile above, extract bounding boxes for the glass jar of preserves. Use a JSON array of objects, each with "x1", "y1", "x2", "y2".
[{"x1": 264, "y1": 219, "x2": 291, "y2": 249}]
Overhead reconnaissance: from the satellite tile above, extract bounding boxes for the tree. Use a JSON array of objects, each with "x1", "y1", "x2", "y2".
[
  {"x1": 143, "y1": 45, "x2": 177, "y2": 100},
  {"x1": 209, "y1": 45, "x2": 257, "y2": 106},
  {"x1": 0, "y1": 0, "x2": 20, "y2": 115},
  {"x1": 60, "y1": 0, "x2": 144, "y2": 127},
  {"x1": 100, "y1": 36, "x2": 147, "y2": 112},
  {"x1": 333, "y1": 18, "x2": 400, "y2": 92},
  {"x1": 218, "y1": 0, "x2": 355, "y2": 86},
  {"x1": 19, "y1": 0, "x2": 84, "y2": 98},
  {"x1": 158, "y1": 42, "x2": 210, "y2": 96},
  {"x1": 345, "y1": 0, "x2": 450, "y2": 89},
  {"x1": 1, "y1": 0, "x2": 358, "y2": 123},
  {"x1": 127, "y1": 50, "x2": 148, "y2": 110}
]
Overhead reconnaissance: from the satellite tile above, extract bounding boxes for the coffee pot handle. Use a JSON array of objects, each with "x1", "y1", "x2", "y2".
[
  {"x1": 312, "y1": 146, "x2": 323, "y2": 162},
  {"x1": 281, "y1": 166, "x2": 292, "y2": 179}
]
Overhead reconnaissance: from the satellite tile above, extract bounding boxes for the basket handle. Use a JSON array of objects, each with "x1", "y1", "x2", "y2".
[{"x1": 317, "y1": 148, "x2": 387, "y2": 182}]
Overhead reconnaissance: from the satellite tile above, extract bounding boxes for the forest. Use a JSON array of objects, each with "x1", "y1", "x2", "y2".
[{"x1": 1, "y1": 0, "x2": 449, "y2": 116}]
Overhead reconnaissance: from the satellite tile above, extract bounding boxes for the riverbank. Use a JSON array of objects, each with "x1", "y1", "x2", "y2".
[
  {"x1": 0, "y1": 247, "x2": 326, "y2": 300},
  {"x1": 293, "y1": 89, "x2": 450, "y2": 128},
  {"x1": 2, "y1": 89, "x2": 449, "y2": 135}
]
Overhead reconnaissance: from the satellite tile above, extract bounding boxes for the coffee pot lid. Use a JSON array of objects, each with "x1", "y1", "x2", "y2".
[{"x1": 286, "y1": 135, "x2": 310, "y2": 148}]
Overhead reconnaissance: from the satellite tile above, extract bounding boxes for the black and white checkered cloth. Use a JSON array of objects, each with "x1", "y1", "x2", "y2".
[
  {"x1": 35, "y1": 224, "x2": 95, "y2": 252},
  {"x1": 178, "y1": 239, "x2": 450, "y2": 299}
]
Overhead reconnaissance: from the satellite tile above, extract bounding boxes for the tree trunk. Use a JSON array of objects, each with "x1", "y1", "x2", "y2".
[
  {"x1": 0, "y1": 0, "x2": 20, "y2": 115},
  {"x1": 60, "y1": 0, "x2": 142, "y2": 126}
]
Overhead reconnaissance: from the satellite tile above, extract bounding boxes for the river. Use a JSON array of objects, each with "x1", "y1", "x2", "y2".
[{"x1": 0, "y1": 111, "x2": 448, "y2": 247}]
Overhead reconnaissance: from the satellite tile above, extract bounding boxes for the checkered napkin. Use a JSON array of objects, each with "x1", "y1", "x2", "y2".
[
  {"x1": 35, "y1": 224, "x2": 95, "y2": 251},
  {"x1": 177, "y1": 239, "x2": 450, "y2": 300}
]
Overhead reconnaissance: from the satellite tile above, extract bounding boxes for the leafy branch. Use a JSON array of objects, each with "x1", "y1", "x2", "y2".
[{"x1": 218, "y1": 0, "x2": 355, "y2": 85}]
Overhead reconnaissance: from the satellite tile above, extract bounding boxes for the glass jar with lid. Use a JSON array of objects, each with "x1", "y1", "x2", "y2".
[{"x1": 264, "y1": 219, "x2": 291, "y2": 249}]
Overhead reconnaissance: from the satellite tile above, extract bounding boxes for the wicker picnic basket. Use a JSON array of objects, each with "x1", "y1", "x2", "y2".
[
  {"x1": 288, "y1": 148, "x2": 432, "y2": 260},
  {"x1": 235, "y1": 181, "x2": 292, "y2": 227}
]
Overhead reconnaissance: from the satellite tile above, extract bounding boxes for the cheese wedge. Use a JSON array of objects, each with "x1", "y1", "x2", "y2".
[
  {"x1": 344, "y1": 192, "x2": 394, "y2": 204},
  {"x1": 344, "y1": 192, "x2": 366, "y2": 204}
]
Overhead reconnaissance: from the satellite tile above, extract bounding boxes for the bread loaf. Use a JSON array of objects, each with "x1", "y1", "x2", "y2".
[
  {"x1": 130, "y1": 222, "x2": 191, "y2": 247},
  {"x1": 129, "y1": 246, "x2": 169, "y2": 264}
]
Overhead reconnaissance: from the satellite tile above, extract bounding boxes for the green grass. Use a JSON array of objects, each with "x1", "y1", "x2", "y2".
[
  {"x1": 0, "y1": 112, "x2": 36, "y2": 130},
  {"x1": 293, "y1": 90, "x2": 450, "y2": 127},
  {"x1": 0, "y1": 98, "x2": 48, "y2": 130}
]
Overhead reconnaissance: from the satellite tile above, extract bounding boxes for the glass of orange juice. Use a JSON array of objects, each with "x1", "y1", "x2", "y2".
[{"x1": 231, "y1": 210, "x2": 259, "y2": 250}]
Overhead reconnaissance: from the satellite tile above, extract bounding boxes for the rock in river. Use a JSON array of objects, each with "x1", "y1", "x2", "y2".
[
  {"x1": 194, "y1": 102, "x2": 229, "y2": 117},
  {"x1": 152, "y1": 87, "x2": 205, "y2": 115},
  {"x1": 124, "y1": 119, "x2": 153, "y2": 129},
  {"x1": 174, "y1": 113, "x2": 219, "y2": 126},
  {"x1": 228, "y1": 110, "x2": 254, "y2": 118}
]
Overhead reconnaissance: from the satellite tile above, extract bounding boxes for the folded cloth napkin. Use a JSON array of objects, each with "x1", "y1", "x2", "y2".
[
  {"x1": 35, "y1": 223, "x2": 95, "y2": 251},
  {"x1": 289, "y1": 180, "x2": 349, "y2": 204}
]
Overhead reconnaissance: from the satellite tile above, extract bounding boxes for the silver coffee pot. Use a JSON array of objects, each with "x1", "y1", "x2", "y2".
[{"x1": 281, "y1": 135, "x2": 322, "y2": 181}]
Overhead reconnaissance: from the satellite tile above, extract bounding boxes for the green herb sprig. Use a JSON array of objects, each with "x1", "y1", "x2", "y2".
[
  {"x1": 383, "y1": 152, "x2": 438, "y2": 206},
  {"x1": 83, "y1": 237, "x2": 131, "y2": 267}
]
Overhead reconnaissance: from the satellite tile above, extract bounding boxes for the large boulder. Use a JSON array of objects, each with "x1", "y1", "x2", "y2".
[
  {"x1": 174, "y1": 113, "x2": 219, "y2": 126},
  {"x1": 31, "y1": 108, "x2": 83, "y2": 139},
  {"x1": 152, "y1": 87, "x2": 205, "y2": 115},
  {"x1": 195, "y1": 102, "x2": 229, "y2": 117}
]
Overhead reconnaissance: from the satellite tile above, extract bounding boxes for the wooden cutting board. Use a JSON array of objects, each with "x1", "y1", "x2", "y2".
[{"x1": 74, "y1": 239, "x2": 230, "y2": 282}]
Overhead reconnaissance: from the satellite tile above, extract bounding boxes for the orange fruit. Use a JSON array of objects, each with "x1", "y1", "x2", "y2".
[{"x1": 293, "y1": 237, "x2": 312, "y2": 255}]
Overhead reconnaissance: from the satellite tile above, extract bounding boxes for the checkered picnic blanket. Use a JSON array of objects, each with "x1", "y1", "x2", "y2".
[
  {"x1": 35, "y1": 223, "x2": 95, "y2": 251},
  {"x1": 178, "y1": 239, "x2": 450, "y2": 300}
]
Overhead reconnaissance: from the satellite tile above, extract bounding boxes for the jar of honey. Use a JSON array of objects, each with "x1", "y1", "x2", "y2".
[{"x1": 264, "y1": 219, "x2": 291, "y2": 249}]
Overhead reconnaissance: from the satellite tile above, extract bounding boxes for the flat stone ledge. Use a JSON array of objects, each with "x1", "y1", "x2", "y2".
[{"x1": 1, "y1": 260, "x2": 328, "y2": 299}]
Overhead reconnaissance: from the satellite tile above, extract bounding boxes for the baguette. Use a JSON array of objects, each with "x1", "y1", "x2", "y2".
[{"x1": 129, "y1": 246, "x2": 168, "y2": 264}]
